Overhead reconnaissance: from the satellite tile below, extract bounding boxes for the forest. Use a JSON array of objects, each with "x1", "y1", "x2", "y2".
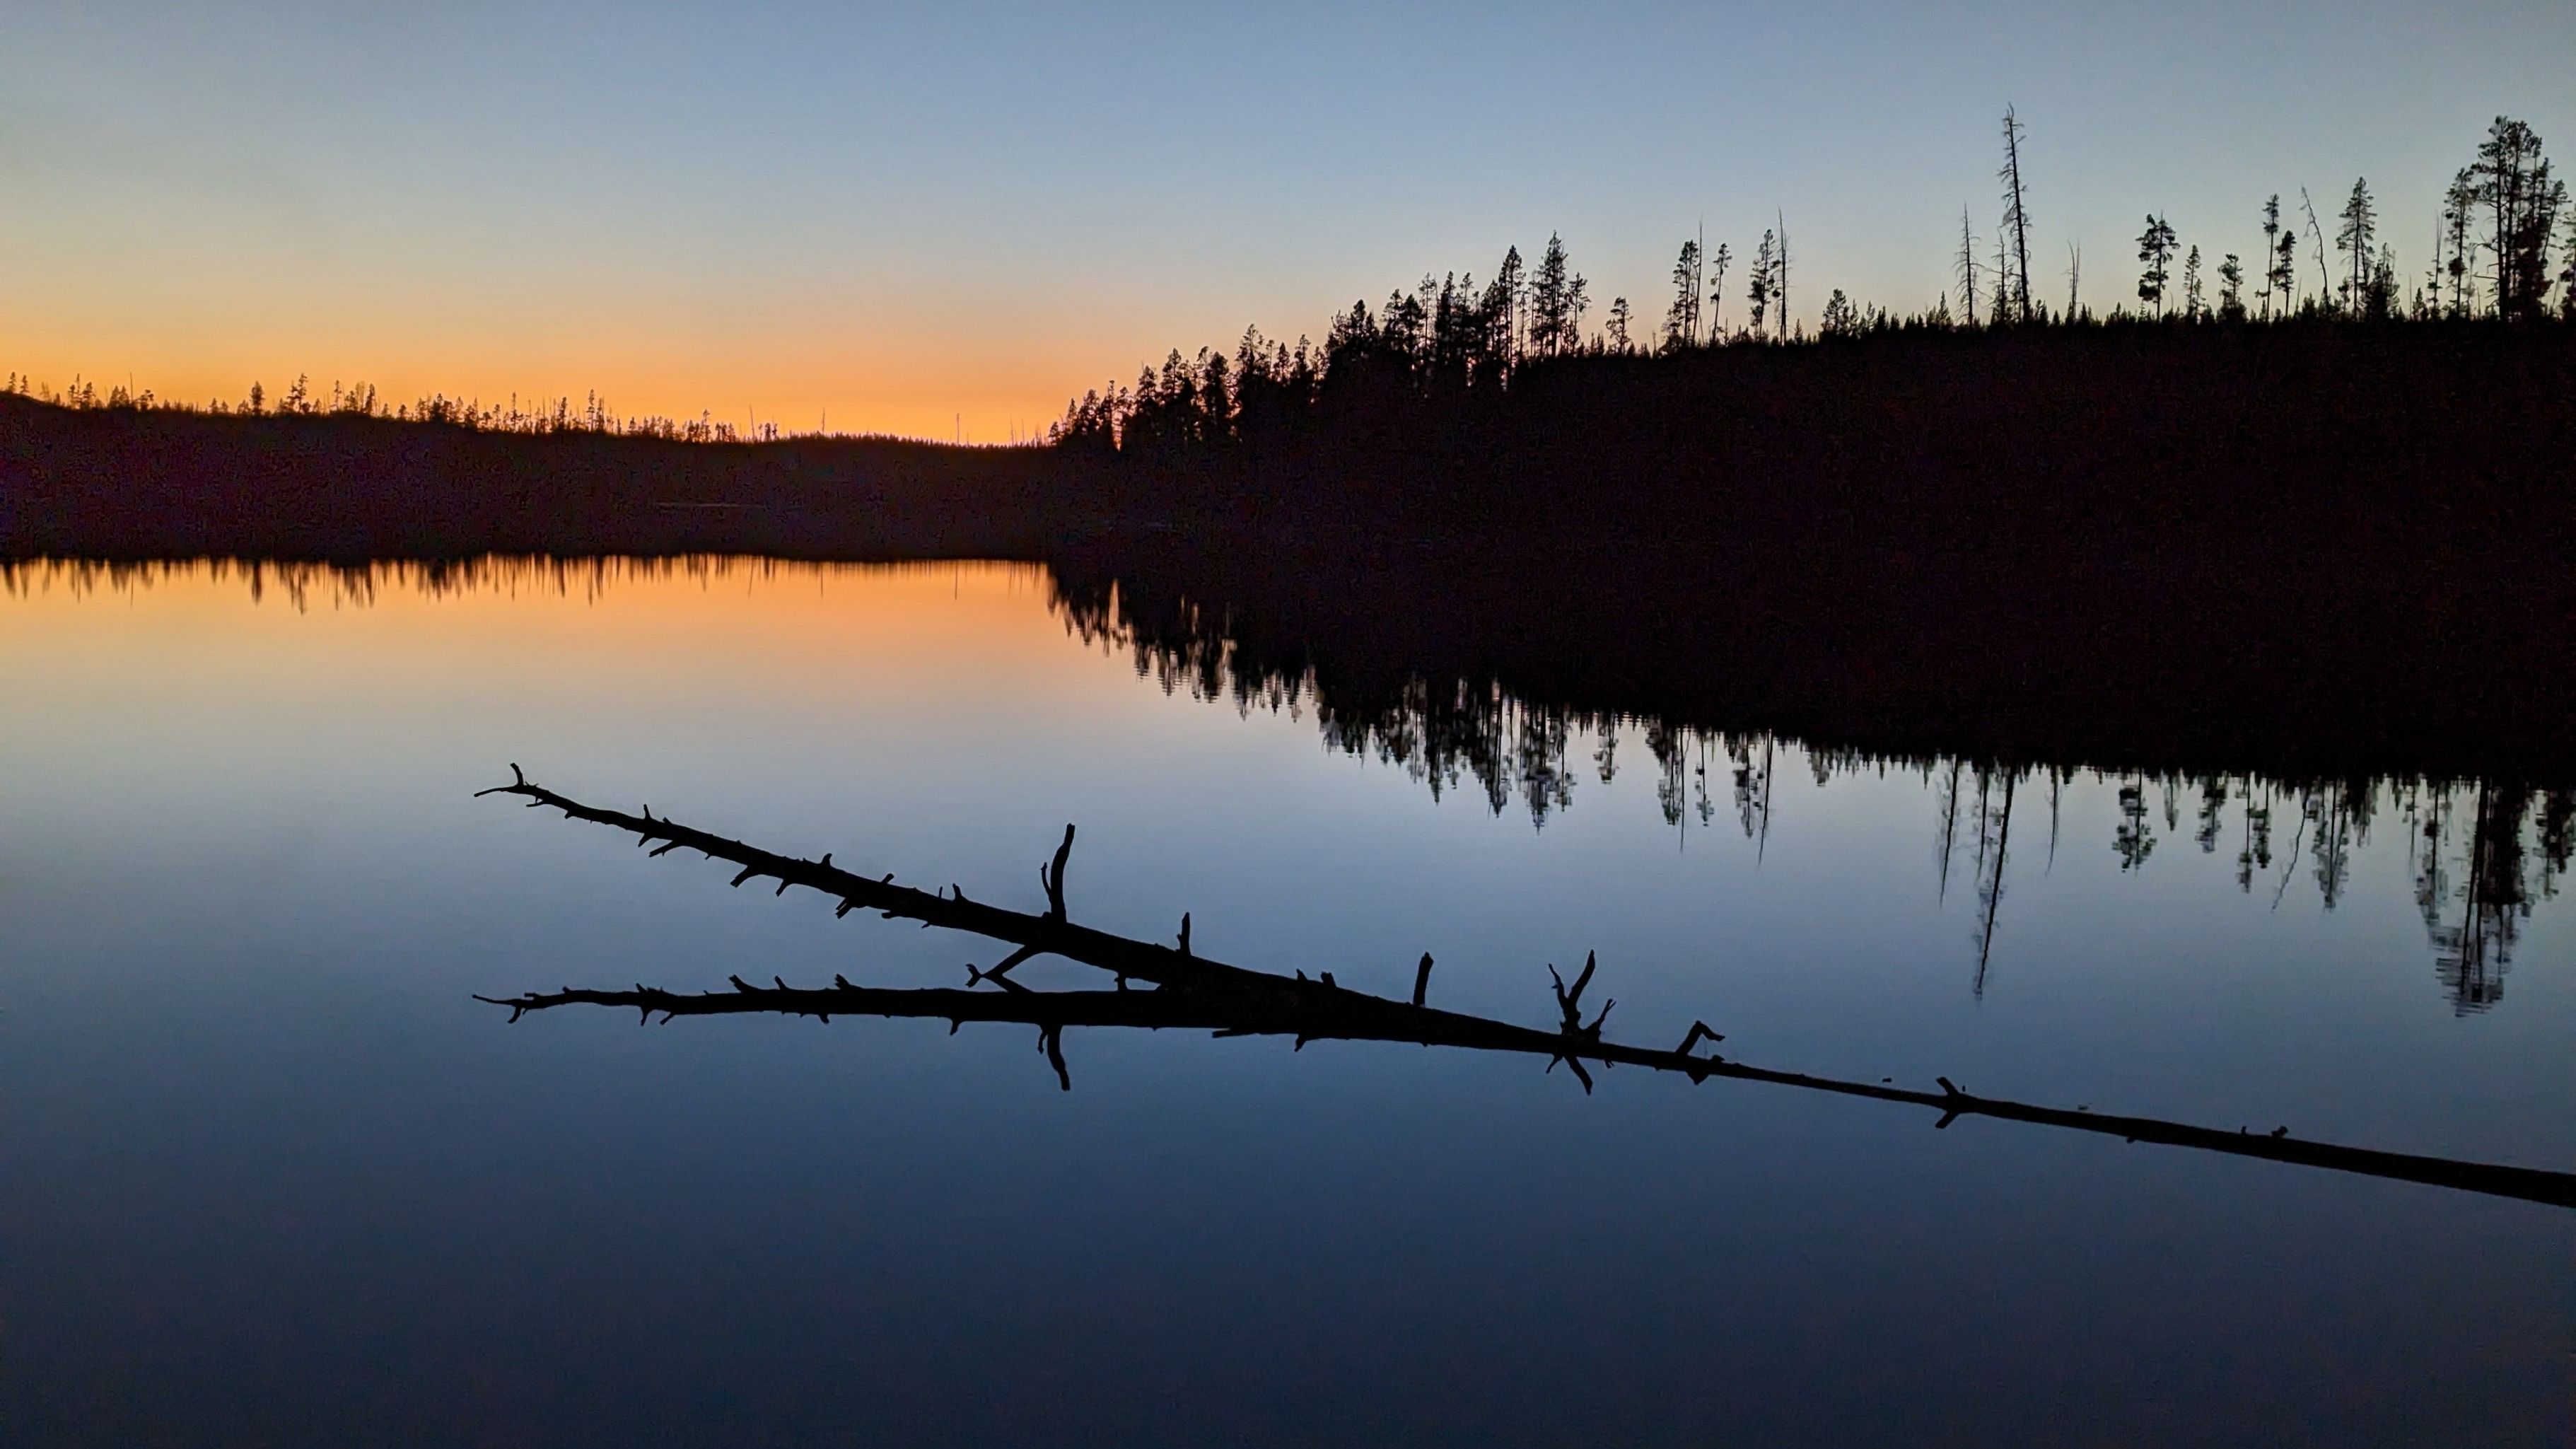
[{"x1": 1051, "y1": 112, "x2": 2574, "y2": 464}]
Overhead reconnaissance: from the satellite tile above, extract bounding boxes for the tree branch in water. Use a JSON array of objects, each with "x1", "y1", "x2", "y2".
[{"x1": 475, "y1": 767, "x2": 2576, "y2": 1211}]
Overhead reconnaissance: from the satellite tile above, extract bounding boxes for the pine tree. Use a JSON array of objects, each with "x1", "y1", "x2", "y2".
[
  {"x1": 2471, "y1": 117, "x2": 2558, "y2": 319},
  {"x1": 2182, "y1": 245, "x2": 2204, "y2": 319},
  {"x1": 2217, "y1": 253, "x2": 2246, "y2": 321},
  {"x1": 2442, "y1": 168, "x2": 2478, "y2": 315},
  {"x1": 2367, "y1": 243, "x2": 2400, "y2": 320},
  {"x1": 1663, "y1": 238, "x2": 1701, "y2": 350},
  {"x1": 1486, "y1": 246, "x2": 1525, "y2": 372},
  {"x1": 2260, "y1": 195, "x2": 2284, "y2": 320},
  {"x1": 1747, "y1": 230, "x2": 1776, "y2": 338},
  {"x1": 2561, "y1": 207, "x2": 2576, "y2": 320},
  {"x1": 1607, "y1": 296, "x2": 1634, "y2": 354},
  {"x1": 1527, "y1": 233, "x2": 1580, "y2": 356},
  {"x1": 1706, "y1": 243, "x2": 1732, "y2": 338},
  {"x1": 1819, "y1": 289, "x2": 1860, "y2": 337},
  {"x1": 2334, "y1": 178, "x2": 2377, "y2": 313},
  {"x1": 2135, "y1": 214, "x2": 2176, "y2": 315}
]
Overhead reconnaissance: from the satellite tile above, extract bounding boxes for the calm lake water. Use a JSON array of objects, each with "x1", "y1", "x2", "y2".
[{"x1": 4, "y1": 557, "x2": 2569, "y2": 1447}]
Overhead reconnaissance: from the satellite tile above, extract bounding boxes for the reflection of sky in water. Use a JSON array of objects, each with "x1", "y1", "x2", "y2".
[{"x1": 4, "y1": 560, "x2": 2569, "y2": 1444}]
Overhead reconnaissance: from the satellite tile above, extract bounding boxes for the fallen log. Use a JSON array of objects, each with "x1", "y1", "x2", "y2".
[{"x1": 477, "y1": 767, "x2": 2576, "y2": 1211}]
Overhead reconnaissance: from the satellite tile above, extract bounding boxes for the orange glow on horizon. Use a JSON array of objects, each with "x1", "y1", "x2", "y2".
[{"x1": 0, "y1": 322, "x2": 1115, "y2": 445}]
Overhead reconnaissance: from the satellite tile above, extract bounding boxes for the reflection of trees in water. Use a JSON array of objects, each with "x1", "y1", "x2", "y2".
[
  {"x1": 479, "y1": 769, "x2": 2576, "y2": 1212},
  {"x1": 2237, "y1": 785, "x2": 2276, "y2": 892},
  {"x1": 1971, "y1": 772, "x2": 2015, "y2": 998},
  {"x1": 1056, "y1": 581, "x2": 2575, "y2": 1014},
  {"x1": 2114, "y1": 779, "x2": 2157, "y2": 872},
  {"x1": 2404, "y1": 781, "x2": 2576, "y2": 1014},
  {"x1": 33, "y1": 560, "x2": 2565, "y2": 1016},
  {"x1": 1, "y1": 554, "x2": 1049, "y2": 613}
]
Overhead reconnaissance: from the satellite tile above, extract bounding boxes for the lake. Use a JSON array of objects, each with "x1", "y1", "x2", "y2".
[{"x1": 4, "y1": 557, "x2": 2568, "y2": 1445}]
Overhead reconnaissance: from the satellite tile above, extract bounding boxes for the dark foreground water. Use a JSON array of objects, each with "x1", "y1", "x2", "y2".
[{"x1": 4, "y1": 559, "x2": 2569, "y2": 1447}]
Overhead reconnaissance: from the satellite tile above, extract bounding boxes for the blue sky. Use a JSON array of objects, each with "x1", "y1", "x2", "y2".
[{"x1": 3, "y1": 1, "x2": 2567, "y2": 435}]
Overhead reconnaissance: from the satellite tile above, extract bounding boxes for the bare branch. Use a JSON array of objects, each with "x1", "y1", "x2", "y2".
[{"x1": 476, "y1": 769, "x2": 2576, "y2": 1211}]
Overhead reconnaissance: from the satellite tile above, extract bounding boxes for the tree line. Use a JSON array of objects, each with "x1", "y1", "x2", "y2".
[
  {"x1": 0, "y1": 372, "x2": 905, "y2": 448},
  {"x1": 1054, "y1": 112, "x2": 2575, "y2": 453}
]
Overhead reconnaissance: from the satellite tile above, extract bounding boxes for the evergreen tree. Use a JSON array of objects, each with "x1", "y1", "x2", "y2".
[
  {"x1": 2260, "y1": 195, "x2": 2284, "y2": 320},
  {"x1": 1747, "y1": 230, "x2": 1776, "y2": 338},
  {"x1": 2562, "y1": 207, "x2": 2576, "y2": 320},
  {"x1": 2334, "y1": 178, "x2": 2377, "y2": 313},
  {"x1": 1819, "y1": 289, "x2": 1860, "y2": 337},
  {"x1": 2182, "y1": 245, "x2": 2204, "y2": 319},
  {"x1": 1663, "y1": 238, "x2": 1701, "y2": 350},
  {"x1": 2470, "y1": 117, "x2": 2558, "y2": 319},
  {"x1": 2442, "y1": 168, "x2": 2478, "y2": 315},
  {"x1": 1607, "y1": 296, "x2": 1633, "y2": 354},
  {"x1": 2366, "y1": 243, "x2": 2400, "y2": 320},
  {"x1": 1527, "y1": 233, "x2": 1584, "y2": 356},
  {"x1": 1484, "y1": 247, "x2": 1525, "y2": 373},
  {"x1": 1706, "y1": 243, "x2": 1732, "y2": 337},
  {"x1": 2217, "y1": 253, "x2": 2246, "y2": 321},
  {"x1": 2136, "y1": 214, "x2": 2176, "y2": 315}
]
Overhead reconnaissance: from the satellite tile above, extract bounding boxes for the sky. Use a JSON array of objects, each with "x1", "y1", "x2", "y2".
[{"x1": 3, "y1": 1, "x2": 2569, "y2": 439}]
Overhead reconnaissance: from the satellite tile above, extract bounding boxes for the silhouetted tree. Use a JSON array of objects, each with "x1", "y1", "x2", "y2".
[
  {"x1": 2561, "y1": 207, "x2": 2576, "y2": 320},
  {"x1": 2260, "y1": 196, "x2": 2285, "y2": 320},
  {"x1": 2471, "y1": 117, "x2": 2560, "y2": 320},
  {"x1": 2335, "y1": 178, "x2": 2378, "y2": 313},
  {"x1": 1957, "y1": 207, "x2": 1982, "y2": 326},
  {"x1": 1488, "y1": 246, "x2": 1527, "y2": 371},
  {"x1": 1998, "y1": 106, "x2": 2035, "y2": 321},
  {"x1": 2136, "y1": 214, "x2": 2176, "y2": 315},
  {"x1": 1774, "y1": 214, "x2": 1791, "y2": 334},
  {"x1": 1606, "y1": 296, "x2": 1634, "y2": 354},
  {"x1": 2366, "y1": 243, "x2": 2400, "y2": 320},
  {"x1": 2182, "y1": 245, "x2": 2204, "y2": 319},
  {"x1": 1746, "y1": 229, "x2": 1776, "y2": 338},
  {"x1": 1663, "y1": 238, "x2": 1702, "y2": 350},
  {"x1": 1527, "y1": 233, "x2": 1587, "y2": 356},
  {"x1": 1706, "y1": 242, "x2": 1731, "y2": 337},
  {"x1": 1819, "y1": 289, "x2": 1860, "y2": 337},
  {"x1": 2217, "y1": 252, "x2": 2246, "y2": 321},
  {"x1": 2442, "y1": 168, "x2": 2479, "y2": 315}
]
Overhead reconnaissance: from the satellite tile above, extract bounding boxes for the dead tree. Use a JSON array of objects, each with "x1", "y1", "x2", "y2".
[{"x1": 474, "y1": 766, "x2": 2576, "y2": 1211}]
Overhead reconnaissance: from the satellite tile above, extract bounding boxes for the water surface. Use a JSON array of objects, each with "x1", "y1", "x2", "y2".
[{"x1": 4, "y1": 558, "x2": 2568, "y2": 1445}]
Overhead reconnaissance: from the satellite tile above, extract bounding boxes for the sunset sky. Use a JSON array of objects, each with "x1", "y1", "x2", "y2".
[{"x1": 4, "y1": 0, "x2": 2568, "y2": 439}]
